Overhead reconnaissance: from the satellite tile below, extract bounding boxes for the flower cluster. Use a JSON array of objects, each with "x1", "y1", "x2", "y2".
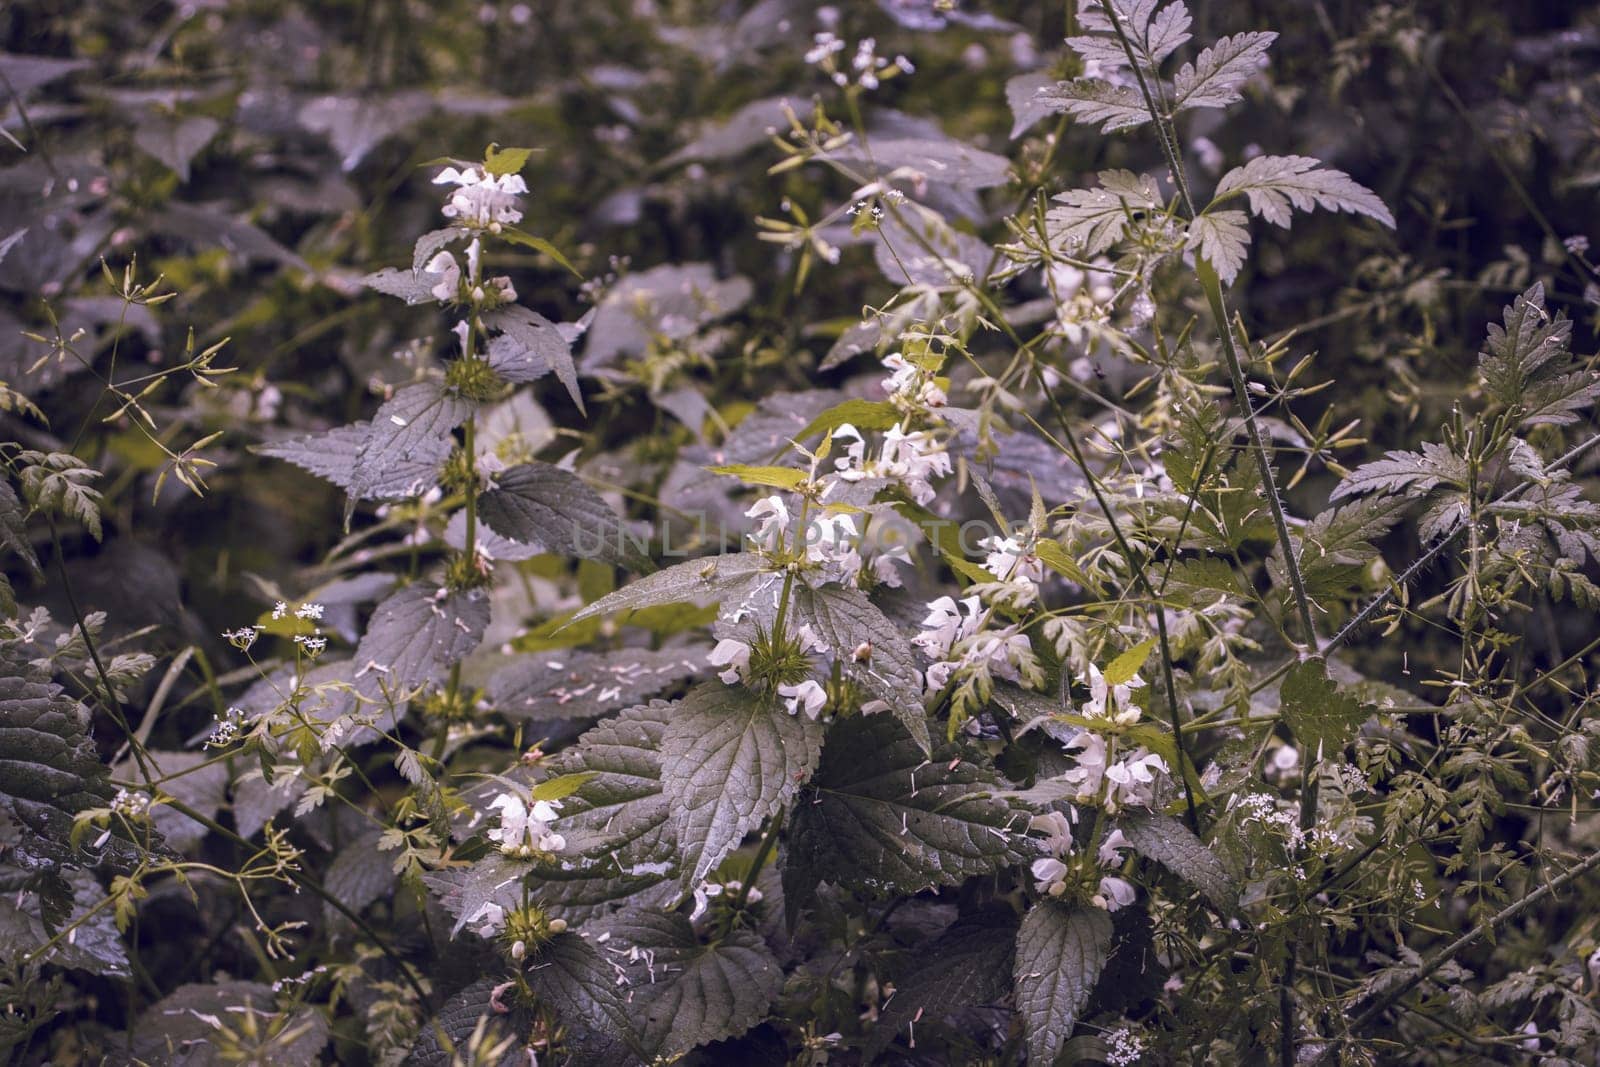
[
  {"x1": 913, "y1": 594, "x2": 1038, "y2": 694},
  {"x1": 434, "y1": 165, "x2": 527, "y2": 231},
  {"x1": 1027, "y1": 810, "x2": 1138, "y2": 913},
  {"x1": 422, "y1": 236, "x2": 517, "y2": 310},
  {"x1": 487, "y1": 792, "x2": 565, "y2": 858},
  {"x1": 805, "y1": 33, "x2": 912, "y2": 91}
]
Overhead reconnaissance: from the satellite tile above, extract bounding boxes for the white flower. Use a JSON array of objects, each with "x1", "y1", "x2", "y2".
[
  {"x1": 869, "y1": 543, "x2": 911, "y2": 587},
  {"x1": 913, "y1": 595, "x2": 981, "y2": 660},
  {"x1": 778, "y1": 679, "x2": 827, "y2": 719},
  {"x1": 294, "y1": 602, "x2": 326, "y2": 621},
  {"x1": 487, "y1": 792, "x2": 565, "y2": 857},
  {"x1": 1031, "y1": 810, "x2": 1076, "y2": 857},
  {"x1": 1063, "y1": 731, "x2": 1109, "y2": 802},
  {"x1": 746, "y1": 495, "x2": 790, "y2": 550},
  {"x1": 468, "y1": 901, "x2": 505, "y2": 937},
  {"x1": 424, "y1": 251, "x2": 459, "y2": 302},
  {"x1": 1098, "y1": 827, "x2": 1129, "y2": 867},
  {"x1": 1031, "y1": 856, "x2": 1071, "y2": 896},
  {"x1": 1104, "y1": 751, "x2": 1169, "y2": 811},
  {"x1": 1095, "y1": 875, "x2": 1136, "y2": 911},
  {"x1": 880, "y1": 423, "x2": 951, "y2": 506},
  {"x1": 708, "y1": 638, "x2": 752, "y2": 685},
  {"x1": 434, "y1": 165, "x2": 527, "y2": 229},
  {"x1": 1081, "y1": 663, "x2": 1144, "y2": 725},
  {"x1": 805, "y1": 31, "x2": 845, "y2": 65},
  {"x1": 804, "y1": 512, "x2": 861, "y2": 583},
  {"x1": 981, "y1": 536, "x2": 1044, "y2": 586}
]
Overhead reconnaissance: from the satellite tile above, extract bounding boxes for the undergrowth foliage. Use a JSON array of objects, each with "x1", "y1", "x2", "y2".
[{"x1": 5, "y1": 0, "x2": 1600, "y2": 1064}]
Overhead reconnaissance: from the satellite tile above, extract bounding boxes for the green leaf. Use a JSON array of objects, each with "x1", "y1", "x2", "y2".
[
  {"x1": 132, "y1": 114, "x2": 220, "y2": 183},
  {"x1": 1171, "y1": 32, "x2": 1279, "y2": 114},
  {"x1": 483, "y1": 143, "x2": 536, "y2": 176},
  {"x1": 525, "y1": 931, "x2": 643, "y2": 1062},
  {"x1": 1034, "y1": 78, "x2": 1151, "y2": 132},
  {"x1": 529, "y1": 771, "x2": 597, "y2": 802},
  {"x1": 567, "y1": 552, "x2": 773, "y2": 626},
  {"x1": 477, "y1": 461, "x2": 651, "y2": 572},
  {"x1": 595, "y1": 909, "x2": 782, "y2": 1058},
  {"x1": 404, "y1": 978, "x2": 525, "y2": 1067},
  {"x1": 706, "y1": 463, "x2": 809, "y2": 490},
  {"x1": 131, "y1": 982, "x2": 329, "y2": 1066},
  {"x1": 866, "y1": 910, "x2": 1018, "y2": 1059},
  {"x1": 500, "y1": 227, "x2": 581, "y2": 278},
  {"x1": 346, "y1": 381, "x2": 473, "y2": 524},
  {"x1": 0, "y1": 865, "x2": 129, "y2": 976},
  {"x1": 1046, "y1": 169, "x2": 1164, "y2": 256},
  {"x1": 1118, "y1": 811, "x2": 1239, "y2": 914},
  {"x1": 425, "y1": 852, "x2": 532, "y2": 938},
  {"x1": 1013, "y1": 903, "x2": 1112, "y2": 1065},
  {"x1": 662, "y1": 683, "x2": 825, "y2": 887},
  {"x1": 1033, "y1": 539, "x2": 1090, "y2": 586},
  {"x1": 1279, "y1": 657, "x2": 1373, "y2": 760},
  {"x1": 1103, "y1": 637, "x2": 1156, "y2": 687},
  {"x1": 792, "y1": 583, "x2": 931, "y2": 754},
  {"x1": 1212, "y1": 153, "x2": 1394, "y2": 229},
  {"x1": 487, "y1": 647, "x2": 702, "y2": 721},
  {"x1": 795, "y1": 398, "x2": 902, "y2": 443},
  {"x1": 354, "y1": 582, "x2": 490, "y2": 694},
  {"x1": 0, "y1": 642, "x2": 129, "y2": 871},
  {"x1": 483, "y1": 305, "x2": 583, "y2": 412},
  {"x1": 788, "y1": 715, "x2": 1021, "y2": 895}
]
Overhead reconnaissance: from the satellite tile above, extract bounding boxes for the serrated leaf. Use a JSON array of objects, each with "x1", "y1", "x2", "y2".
[
  {"x1": 792, "y1": 583, "x2": 931, "y2": 754},
  {"x1": 529, "y1": 771, "x2": 596, "y2": 803},
  {"x1": 347, "y1": 381, "x2": 472, "y2": 520},
  {"x1": 1279, "y1": 658, "x2": 1372, "y2": 760},
  {"x1": 1171, "y1": 31, "x2": 1278, "y2": 114},
  {"x1": 1477, "y1": 284, "x2": 1600, "y2": 426},
  {"x1": 824, "y1": 136, "x2": 1013, "y2": 190},
  {"x1": 867, "y1": 910, "x2": 1018, "y2": 1058},
  {"x1": 132, "y1": 114, "x2": 220, "y2": 183},
  {"x1": 256, "y1": 421, "x2": 442, "y2": 500},
  {"x1": 531, "y1": 701, "x2": 679, "y2": 920},
  {"x1": 595, "y1": 909, "x2": 781, "y2": 1057},
  {"x1": 1046, "y1": 170, "x2": 1164, "y2": 256},
  {"x1": 323, "y1": 830, "x2": 396, "y2": 921},
  {"x1": 1213, "y1": 154, "x2": 1395, "y2": 229},
  {"x1": 1118, "y1": 811, "x2": 1239, "y2": 913},
  {"x1": 427, "y1": 852, "x2": 532, "y2": 937},
  {"x1": 131, "y1": 981, "x2": 329, "y2": 1066},
  {"x1": 662, "y1": 683, "x2": 825, "y2": 887},
  {"x1": 354, "y1": 582, "x2": 490, "y2": 694},
  {"x1": 1006, "y1": 71, "x2": 1058, "y2": 139},
  {"x1": 706, "y1": 463, "x2": 809, "y2": 490},
  {"x1": 0, "y1": 864, "x2": 129, "y2": 975},
  {"x1": 360, "y1": 266, "x2": 436, "y2": 305},
  {"x1": 1103, "y1": 637, "x2": 1156, "y2": 687},
  {"x1": 1069, "y1": 0, "x2": 1193, "y2": 73},
  {"x1": 487, "y1": 647, "x2": 703, "y2": 721},
  {"x1": 1329, "y1": 441, "x2": 1466, "y2": 502},
  {"x1": 1186, "y1": 210, "x2": 1252, "y2": 285},
  {"x1": 1013, "y1": 902, "x2": 1112, "y2": 1064},
  {"x1": 525, "y1": 931, "x2": 642, "y2": 1062},
  {"x1": 1034, "y1": 79, "x2": 1151, "y2": 132},
  {"x1": 483, "y1": 305, "x2": 582, "y2": 410},
  {"x1": 483, "y1": 143, "x2": 535, "y2": 176},
  {"x1": 567, "y1": 552, "x2": 773, "y2": 625},
  {"x1": 0, "y1": 642, "x2": 127, "y2": 871},
  {"x1": 788, "y1": 715, "x2": 1021, "y2": 895},
  {"x1": 477, "y1": 461, "x2": 649, "y2": 571},
  {"x1": 500, "y1": 227, "x2": 582, "y2": 278},
  {"x1": 795, "y1": 398, "x2": 903, "y2": 443},
  {"x1": 404, "y1": 978, "x2": 524, "y2": 1067}
]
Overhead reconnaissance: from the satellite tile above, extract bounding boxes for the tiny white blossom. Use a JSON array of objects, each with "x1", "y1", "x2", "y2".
[
  {"x1": 778, "y1": 679, "x2": 827, "y2": 719},
  {"x1": 708, "y1": 638, "x2": 752, "y2": 685}
]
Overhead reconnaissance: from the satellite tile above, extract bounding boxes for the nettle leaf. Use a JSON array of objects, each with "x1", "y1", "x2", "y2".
[
  {"x1": 1118, "y1": 811, "x2": 1239, "y2": 913},
  {"x1": 487, "y1": 647, "x2": 703, "y2": 721},
  {"x1": 257, "y1": 421, "x2": 443, "y2": 500},
  {"x1": 825, "y1": 136, "x2": 1013, "y2": 191},
  {"x1": 0, "y1": 643, "x2": 125, "y2": 871},
  {"x1": 483, "y1": 305, "x2": 582, "y2": 410},
  {"x1": 0, "y1": 865, "x2": 129, "y2": 976},
  {"x1": 525, "y1": 931, "x2": 642, "y2": 1062},
  {"x1": 426, "y1": 852, "x2": 531, "y2": 937},
  {"x1": 662, "y1": 683, "x2": 825, "y2": 887},
  {"x1": 568, "y1": 552, "x2": 774, "y2": 625},
  {"x1": 792, "y1": 583, "x2": 931, "y2": 755},
  {"x1": 355, "y1": 582, "x2": 490, "y2": 693},
  {"x1": 788, "y1": 715, "x2": 1022, "y2": 895},
  {"x1": 1171, "y1": 31, "x2": 1278, "y2": 114},
  {"x1": 404, "y1": 978, "x2": 525, "y2": 1067},
  {"x1": 1013, "y1": 902, "x2": 1113, "y2": 1065},
  {"x1": 411, "y1": 226, "x2": 469, "y2": 272},
  {"x1": 1283, "y1": 495, "x2": 1408, "y2": 597},
  {"x1": 347, "y1": 381, "x2": 473, "y2": 519},
  {"x1": 1279, "y1": 658, "x2": 1373, "y2": 760},
  {"x1": 1185, "y1": 210, "x2": 1252, "y2": 285},
  {"x1": 1035, "y1": 78, "x2": 1151, "y2": 133},
  {"x1": 322, "y1": 830, "x2": 395, "y2": 921},
  {"x1": 1329, "y1": 441, "x2": 1467, "y2": 502},
  {"x1": 867, "y1": 910, "x2": 1018, "y2": 1058},
  {"x1": 478, "y1": 461, "x2": 650, "y2": 572},
  {"x1": 1047, "y1": 170, "x2": 1164, "y2": 257},
  {"x1": 132, "y1": 114, "x2": 220, "y2": 183},
  {"x1": 1212, "y1": 154, "x2": 1395, "y2": 229},
  {"x1": 1104, "y1": 637, "x2": 1156, "y2": 687},
  {"x1": 483, "y1": 143, "x2": 535, "y2": 176},
  {"x1": 532, "y1": 701, "x2": 678, "y2": 921},
  {"x1": 595, "y1": 909, "x2": 781, "y2": 1058},
  {"x1": 361, "y1": 266, "x2": 435, "y2": 305}
]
